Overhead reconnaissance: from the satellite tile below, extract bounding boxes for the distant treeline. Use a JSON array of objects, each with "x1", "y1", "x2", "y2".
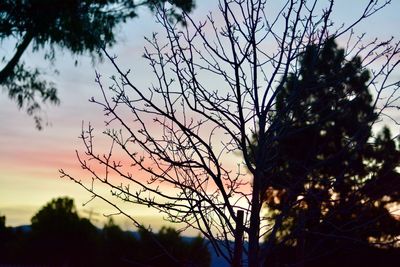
[
  {"x1": 0, "y1": 197, "x2": 210, "y2": 267},
  {"x1": 1, "y1": 197, "x2": 399, "y2": 267}
]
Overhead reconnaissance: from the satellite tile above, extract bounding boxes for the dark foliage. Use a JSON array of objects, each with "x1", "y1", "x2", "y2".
[
  {"x1": 267, "y1": 244, "x2": 400, "y2": 267},
  {"x1": 28, "y1": 197, "x2": 99, "y2": 266},
  {"x1": 0, "y1": 197, "x2": 210, "y2": 267},
  {"x1": 0, "y1": 0, "x2": 195, "y2": 129},
  {"x1": 137, "y1": 226, "x2": 211, "y2": 267},
  {"x1": 261, "y1": 39, "x2": 400, "y2": 265}
]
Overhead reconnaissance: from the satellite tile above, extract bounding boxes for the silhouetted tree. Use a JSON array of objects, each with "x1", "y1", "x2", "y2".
[
  {"x1": 259, "y1": 38, "x2": 400, "y2": 265},
  {"x1": 0, "y1": 215, "x2": 5, "y2": 230},
  {"x1": 99, "y1": 218, "x2": 210, "y2": 266},
  {"x1": 0, "y1": 0, "x2": 195, "y2": 129},
  {"x1": 0, "y1": 215, "x2": 11, "y2": 261},
  {"x1": 136, "y1": 226, "x2": 210, "y2": 267},
  {"x1": 0, "y1": 216, "x2": 31, "y2": 265},
  {"x1": 99, "y1": 218, "x2": 139, "y2": 266},
  {"x1": 60, "y1": 1, "x2": 400, "y2": 266},
  {"x1": 28, "y1": 197, "x2": 99, "y2": 266}
]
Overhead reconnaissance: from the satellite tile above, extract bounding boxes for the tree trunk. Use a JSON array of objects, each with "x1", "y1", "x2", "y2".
[
  {"x1": 233, "y1": 210, "x2": 244, "y2": 267},
  {"x1": 248, "y1": 174, "x2": 262, "y2": 267}
]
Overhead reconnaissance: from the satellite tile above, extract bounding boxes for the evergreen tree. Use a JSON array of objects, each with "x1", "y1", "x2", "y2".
[{"x1": 262, "y1": 39, "x2": 400, "y2": 261}]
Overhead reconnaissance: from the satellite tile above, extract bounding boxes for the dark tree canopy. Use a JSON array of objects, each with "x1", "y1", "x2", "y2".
[
  {"x1": 31, "y1": 197, "x2": 86, "y2": 231},
  {"x1": 29, "y1": 197, "x2": 99, "y2": 265},
  {"x1": 261, "y1": 39, "x2": 400, "y2": 263},
  {"x1": 0, "y1": 0, "x2": 195, "y2": 129},
  {"x1": 137, "y1": 226, "x2": 211, "y2": 267}
]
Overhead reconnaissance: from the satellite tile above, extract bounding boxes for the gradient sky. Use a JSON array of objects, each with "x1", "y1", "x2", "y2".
[{"x1": 1, "y1": 0, "x2": 399, "y2": 232}]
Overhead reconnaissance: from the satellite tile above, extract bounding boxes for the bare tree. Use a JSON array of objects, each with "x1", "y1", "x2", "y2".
[{"x1": 60, "y1": 1, "x2": 400, "y2": 266}]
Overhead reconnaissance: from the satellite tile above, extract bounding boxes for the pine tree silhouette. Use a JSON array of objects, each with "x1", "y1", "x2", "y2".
[{"x1": 262, "y1": 39, "x2": 400, "y2": 265}]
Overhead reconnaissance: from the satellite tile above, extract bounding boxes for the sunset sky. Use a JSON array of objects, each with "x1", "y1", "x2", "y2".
[{"x1": 1, "y1": 1, "x2": 399, "y2": 232}]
